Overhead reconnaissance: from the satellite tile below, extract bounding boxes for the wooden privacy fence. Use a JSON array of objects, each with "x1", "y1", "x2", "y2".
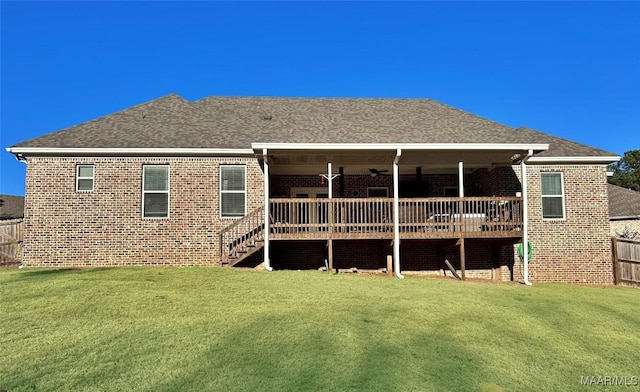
[
  {"x1": 612, "y1": 237, "x2": 640, "y2": 287},
  {"x1": 0, "y1": 219, "x2": 23, "y2": 264}
]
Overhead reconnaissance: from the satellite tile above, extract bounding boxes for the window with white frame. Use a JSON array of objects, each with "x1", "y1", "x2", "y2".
[
  {"x1": 143, "y1": 165, "x2": 169, "y2": 218},
  {"x1": 541, "y1": 172, "x2": 565, "y2": 219},
  {"x1": 220, "y1": 165, "x2": 246, "y2": 218},
  {"x1": 76, "y1": 165, "x2": 95, "y2": 192}
]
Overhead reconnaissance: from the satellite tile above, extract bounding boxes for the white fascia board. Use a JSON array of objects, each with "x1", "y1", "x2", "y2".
[
  {"x1": 5, "y1": 147, "x2": 255, "y2": 157},
  {"x1": 610, "y1": 216, "x2": 640, "y2": 221},
  {"x1": 528, "y1": 155, "x2": 620, "y2": 164},
  {"x1": 252, "y1": 142, "x2": 549, "y2": 151}
]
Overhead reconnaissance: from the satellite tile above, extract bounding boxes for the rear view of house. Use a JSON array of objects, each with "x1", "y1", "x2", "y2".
[{"x1": 7, "y1": 94, "x2": 618, "y2": 283}]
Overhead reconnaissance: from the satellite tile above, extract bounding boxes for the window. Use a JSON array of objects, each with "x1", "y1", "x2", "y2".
[
  {"x1": 143, "y1": 165, "x2": 169, "y2": 218},
  {"x1": 443, "y1": 186, "x2": 458, "y2": 197},
  {"x1": 541, "y1": 172, "x2": 565, "y2": 219},
  {"x1": 220, "y1": 165, "x2": 246, "y2": 217},
  {"x1": 367, "y1": 187, "x2": 388, "y2": 197},
  {"x1": 76, "y1": 165, "x2": 94, "y2": 191}
]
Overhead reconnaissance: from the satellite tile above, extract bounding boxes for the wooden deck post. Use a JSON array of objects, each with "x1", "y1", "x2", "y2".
[
  {"x1": 328, "y1": 239, "x2": 334, "y2": 272},
  {"x1": 459, "y1": 238, "x2": 466, "y2": 280}
]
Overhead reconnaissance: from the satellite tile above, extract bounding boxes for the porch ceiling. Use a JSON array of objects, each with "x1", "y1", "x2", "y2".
[{"x1": 258, "y1": 144, "x2": 544, "y2": 175}]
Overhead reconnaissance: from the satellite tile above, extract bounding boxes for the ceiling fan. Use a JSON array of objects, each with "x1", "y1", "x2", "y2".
[{"x1": 369, "y1": 168, "x2": 389, "y2": 177}]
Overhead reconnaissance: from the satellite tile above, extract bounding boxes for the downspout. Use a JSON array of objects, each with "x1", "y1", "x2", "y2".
[
  {"x1": 521, "y1": 149, "x2": 533, "y2": 286},
  {"x1": 263, "y1": 148, "x2": 273, "y2": 271},
  {"x1": 393, "y1": 148, "x2": 404, "y2": 279}
]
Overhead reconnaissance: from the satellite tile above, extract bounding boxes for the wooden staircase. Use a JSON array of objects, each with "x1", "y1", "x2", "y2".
[{"x1": 220, "y1": 207, "x2": 265, "y2": 267}]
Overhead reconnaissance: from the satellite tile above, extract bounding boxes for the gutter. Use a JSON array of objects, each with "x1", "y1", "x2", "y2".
[
  {"x1": 5, "y1": 147, "x2": 256, "y2": 157},
  {"x1": 521, "y1": 149, "x2": 534, "y2": 286},
  {"x1": 393, "y1": 148, "x2": 403, "y2": 279}
]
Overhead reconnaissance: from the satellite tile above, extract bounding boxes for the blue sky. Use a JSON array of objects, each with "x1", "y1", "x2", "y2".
[{"x1": 1, "y1": 1, "x2": 639, "y2": 196}]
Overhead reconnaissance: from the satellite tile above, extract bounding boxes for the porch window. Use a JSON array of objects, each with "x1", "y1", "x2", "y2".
[
  {"x1": 220, "y1": 165, "x2": 246, "y2": 218},
  {"x1": 443, "y1": 186, "x2": 458, "y2": 197},
  {"x1": 76, "y1": 165, "x2": 94, "y2": 192},
  {"x1": 541, "y1": 172, "x2": 565, "y2": 219},
  {"x1": 367, "y1": 187, "x2": 388, "y2": 197},
  {"x1": 143, "y1": 165, "x2": 169, "y2": 218}
]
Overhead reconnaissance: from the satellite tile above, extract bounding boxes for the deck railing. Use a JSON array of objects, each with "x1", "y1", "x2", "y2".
[
  {"x1": 269, "y1": 197, "x2": 523, "y2": 239},
  {"x1": 220, "y1": 206, "x2": 265, "y2": 265}
]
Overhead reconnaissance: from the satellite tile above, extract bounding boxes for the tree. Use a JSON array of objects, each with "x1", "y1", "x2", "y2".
[{"x1": 608, "y1": 149, "x2": 640, "y2": 191}]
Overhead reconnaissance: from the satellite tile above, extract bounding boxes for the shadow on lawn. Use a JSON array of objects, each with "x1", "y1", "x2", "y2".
[
  {"x1": 146, "y1": 312, "x2": 497, "y2": 392},
  {"x1": 16, "y1": 267, "x2": 111, "y2": 278}
]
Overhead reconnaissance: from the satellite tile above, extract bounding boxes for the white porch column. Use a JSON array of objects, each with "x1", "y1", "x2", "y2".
[
  {"x1": 263, "y1": 148, "x2": 272, "y2": 271},
  {"x1": 327, "y1": 161, "x2": 334, "y2": 271},
  {"x1": 521, "y1": 150, "x2": 533, "y2": 285},
  {"x1": 458, "y1": 161, "x2": 464, "y2": 197},
  {"x1": 328, "y1": 161, "x2": 333, "y2": 199},
  {"x1": 393, "y1": 148, "x2": 404, "y2": 279}
]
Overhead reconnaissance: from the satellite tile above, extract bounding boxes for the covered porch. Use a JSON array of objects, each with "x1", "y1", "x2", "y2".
[{"x1": 226, "y1": 142, "x2": 546, "y2": 280}]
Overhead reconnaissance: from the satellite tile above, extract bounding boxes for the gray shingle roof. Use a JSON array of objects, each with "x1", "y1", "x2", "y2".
[
  {"x1": 0, "y1": 195, "x2": 24, "y2": 220},
  {"x1": 608, "y1": 184, "x2": 640, "y2": 219},
  {"x1": 12, "y1": 94, "x2": 615, "y2": 157}
]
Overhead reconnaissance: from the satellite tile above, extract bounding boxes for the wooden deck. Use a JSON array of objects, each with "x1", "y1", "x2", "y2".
[{"x1": 269, "y1": 197, "x2": 523, "y2": 240}]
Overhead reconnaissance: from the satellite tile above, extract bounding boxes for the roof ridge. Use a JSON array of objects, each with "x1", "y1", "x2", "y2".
[{"x1": 194, "y1": 95, "x2": 436, "y2": 102}]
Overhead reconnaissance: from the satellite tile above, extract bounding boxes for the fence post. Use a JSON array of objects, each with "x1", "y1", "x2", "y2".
[{"x1": 611, "y1": 237, "x2": 619, "y2": 285}]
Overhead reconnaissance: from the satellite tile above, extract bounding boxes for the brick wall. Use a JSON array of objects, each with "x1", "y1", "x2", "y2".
[
  {"x1": 22, "y1": 157, "x2": 614, "y2": 284},
  {"x1": 270, "y1": 174, "x2": 461, "y2": 198},
  {"x1": 23, "y1": 156, "x2": 264, "y2": 267},
  {"x1": 512, "y1": 164, "x2": 613, "y2": 284}
]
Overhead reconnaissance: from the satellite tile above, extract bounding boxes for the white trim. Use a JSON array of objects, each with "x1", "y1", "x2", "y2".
[
  {"x1": 76, "y1": 164, "x2": 95, "y2": 192},
  {"x1": 540, "y1": 172, "x2": 566, "y2": 220},
  {"x1": 142, "y1": 164, "x2": 170, "y2": 219},
  {"x1": 220, "y1": 164, "x2": 247, "y2": 219},
  {"x1": 6, "y1": 147, "x2": 255, "y2": 156},
  {"x1": 252, "y1": 142, "x2": 549, "y2": 151},
  {"x1": 610, "y1": 216, "x2": 640, "y2": 221},
  {"x1": 528, "y1": 155, "x2": 620, "y2": 163}
]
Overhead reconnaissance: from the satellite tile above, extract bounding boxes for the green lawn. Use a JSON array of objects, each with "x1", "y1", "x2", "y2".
[{"x1": 1, "y1": 267, "x2": 639, "y2": 392}]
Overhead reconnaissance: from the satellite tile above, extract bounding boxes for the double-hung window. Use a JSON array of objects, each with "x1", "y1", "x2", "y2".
[
  {"x1": 220, "y1": 165, "x2": 246, "y2": 218},
  {"x1": 143, "y1": 165, "x2": 169, "y2": 218},
  {"x1": 541, "y1": 172, "x2": 565, "y2": 219},
  {"x1": 76, "y1": 165, "x2": 95, "y2": 191}
]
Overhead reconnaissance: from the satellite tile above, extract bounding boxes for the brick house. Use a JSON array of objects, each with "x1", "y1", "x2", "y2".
[
  {"x1": 608, "y1": 183, "x2": 640, "y2": 238},
  {"x1": 7, "y1": 94, "x2": 619, "y2": 284}
]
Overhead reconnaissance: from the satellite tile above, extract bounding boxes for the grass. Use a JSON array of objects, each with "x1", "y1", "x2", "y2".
[{"x1": 1, "y1": 267, "x2": 639, "y2": 392}]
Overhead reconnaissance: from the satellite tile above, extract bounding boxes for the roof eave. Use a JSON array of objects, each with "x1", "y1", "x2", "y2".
[
  {"x1": 251, "y1": 142, "x2": 550, "y2": 151},
  {"x1": 5, "y1": 147, "x2": 256, "y2": 157},
  {"x1": 528, "y1": 156, "x2": 621, "y2": 164}
]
